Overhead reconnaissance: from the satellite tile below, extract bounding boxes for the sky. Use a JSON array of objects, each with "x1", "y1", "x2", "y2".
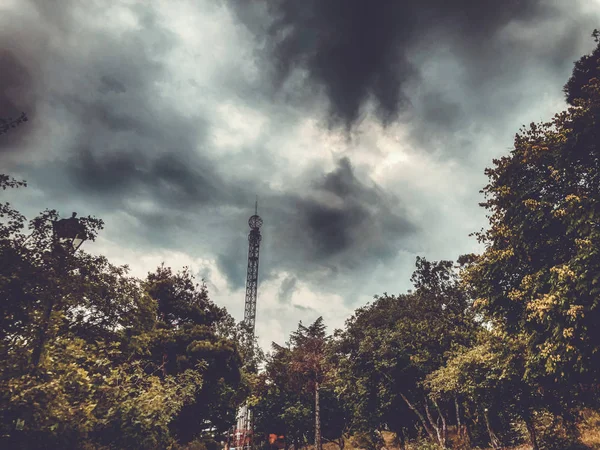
[{"x1": 1, "y1": 0, "x2": 600, "y2": 351}]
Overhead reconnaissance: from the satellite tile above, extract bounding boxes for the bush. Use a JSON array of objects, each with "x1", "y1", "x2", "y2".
[
  {"x1": 407, "y1": 438, "x2": 441, "y2": 450},
  {"x1": 512, "y1": 410, "x2": 582, "y2": 450}
]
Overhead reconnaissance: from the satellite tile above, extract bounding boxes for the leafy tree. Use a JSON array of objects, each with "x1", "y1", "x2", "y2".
[
  {"x1": 0, "y1": 175, "x2": 245, "y2": 449},
  {"x1": 253, "y1": 342, "x2": 313, "y2": 449},
  {"x1": 288, "y1": 317, "x2": 330, "y2": 450},
  {"x1": 0, "y1": 184, "x2": 191, "y2": 448},
  {"x1": 319, "y1": 385, "x2": 350, "y2": 450},
  {"x1": 334, "y1": 258, "x2": 476, "y2": 448},
  {"x1": 253, "y1": 320, "x2": 345, "y2": 450},
  {"x1": 426, "y1": 330, "x2": 543, "y2": 449},
  {"x1": 143, "y1": 265, "x2": 246, "y2": 443},
  {"x1": 468, "y1": 31, "x2": 600, "y2": 389}
]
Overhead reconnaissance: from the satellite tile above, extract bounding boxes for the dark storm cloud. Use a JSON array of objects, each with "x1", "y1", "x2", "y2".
[
  {"x1": 0, "y1": 1, "x2": 248, "y2": 214},
  {"x1": 213, "y1": 157, "x2": 418, "y2": 291},
  {"x1": 1, "y1": 0, "x2": 420, "y2": 290},
  {"x1": 3, "y1": 0, "x2": 417, "y2": 290},
  {"x1": 70, "y1": 149, "x2": 226, "y2": 206},
  {"x1": 263, "y1": 158, "x2": 417, "y2": 274},
  {"x1": 0, "y1": 50, "x2": 34, "y2": 150},
  {"x1": 227, "y1": 0, "x2": 554, "y2": 129},
  {"x1": 299, "y1": 158, "x2": 404, "y2": 258},
  {"x1": 4, "y1": 0, "x2": 595, "y2": 304},
  {"x1": 99, "y1": 76, "x2": 127, "y2": 95},
  {"x1": 278, "y1": 276, "x2": 297, "y2": 303}
]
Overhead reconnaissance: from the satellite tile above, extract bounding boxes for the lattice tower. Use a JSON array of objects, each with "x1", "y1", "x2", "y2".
[
  {"x1": 228, "y1": 201, "x2": 263, "y2": 450},
  {"x1": 244, "y1": 200, "x2": 262, "y2": 337}
]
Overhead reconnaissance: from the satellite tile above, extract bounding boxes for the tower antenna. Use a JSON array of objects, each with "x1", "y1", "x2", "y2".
[
  {"x1": 228, "y1": 201, "x2": 263, "y2": 450},
  {"x1": 244, "y1": 201, "x2": 263, "y2": 337}
]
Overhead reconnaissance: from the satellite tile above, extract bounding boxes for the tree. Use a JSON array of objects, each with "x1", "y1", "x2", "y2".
[
  {"x1": 0, "y1": 175, "x2": 193, "y2": 448},
  {"x1": 426, "y1": 330, "x2": 544, "y2": 449},
  {"x1": 468, "y1": 31, "x2": 600, "y2": 389},
  {"x1": 288, "y1": 317, "x2": 330, "y2": 450},
  {"x1": 253, "y1": 342, "x2": 313, "y2": 450},
  {"x1": 144, "y1": 265, "x2": 246, "y2": 443},
  {"x1": 335, "y1": 258, "x2": 476, "y2": 448},
  {"x1": 0, "y1": 174, "x2": 245, "y2": 449},
  {"x1": 253, "y1": 320, "x2": 346, "y2": 450}
]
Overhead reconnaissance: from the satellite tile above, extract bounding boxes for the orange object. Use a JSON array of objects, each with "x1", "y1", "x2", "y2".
[{"x1": 267, "y1": 434, "x2": 286, "y2": 449}]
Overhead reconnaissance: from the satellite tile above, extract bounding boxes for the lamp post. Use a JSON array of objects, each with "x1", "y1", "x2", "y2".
[
  {"x1": 30, "y1": 212, "x2": 88, "y2": 371},
  {"x1": 52, "y1": 212, "x2": 88, "y2": 252}
]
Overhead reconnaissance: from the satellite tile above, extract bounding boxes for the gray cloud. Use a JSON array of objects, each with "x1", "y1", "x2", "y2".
[
  {"x1": 278, "y1": 276, "x2": 297, "y2": 303},
  {"x1": 0, "y1": 50, "x2": 33, "y2": 150},
  {"x1": 1, "y1": 2, "x2": 243, "y2": 209},
  {"x1": 1, "y1": 0, "x2": 419, "y2": 297},
  {"x1": 225, "y1": 0, "x2": 600, "y2": 177},
  {"x1": 2, "y1": 0, "x2": 600, "y2": 328},
  {"x1": 99, "y1": 76, "x2": 127, "y2": 95},
  {"x1": 290, "y1": 157, "x2": 415, "y2": 262},
  {"x1": 214, "y1": 157, "x2": 418, "y2": 291},
  {"x1": 226, "y1": 0, "x2": 558, "y2": 129}
]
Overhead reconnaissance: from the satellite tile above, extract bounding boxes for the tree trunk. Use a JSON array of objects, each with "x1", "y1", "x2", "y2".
[
  {"x1": 483, "y1": 409, "x2": 502, "y2": 449},
  {"x1": 397, "y1": 430, "x2": 406, "y2": 450},
  {"x1": 432, "y1": 398, "x2": 448, "y2": 446},
  {"x1": 455, "y1": 396, "x2": 462, "y2": 437},
  {"x1": 400, "y1": 393, "x2": 436, "y2": 440},
  {"x1": 315, "y1": 380, "x2": 322, "y2": 450},
  {"x1": 455, "y1": 396, "x2": 471, "y2": 448},
  {"x1": 523, "y1": 412, "x2": 539, "y2": 450},
  {"x1": 160, "y1": 312, "x2": 170, "y2": 377},
  {"x1": 162, "y1": 352, "x2": 168, "y2": 377},
  {"x1": 424, "y1": 399, "x2": 445, "y2": 448}
]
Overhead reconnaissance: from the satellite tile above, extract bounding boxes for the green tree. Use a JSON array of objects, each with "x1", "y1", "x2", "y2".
[
  {"x1": 468, "y1": 31, "x2": 600, "y2": 389},
  {"x1": 0, "y1": 182, "x2": 195, "y2": 448},
  {"x1": 144, "y1": 265, "x2": 246, "y2": 443},
  {"x1": 426, "y1": 330, "x2": 543, "y2": 449},
  {"x1": 253, "y1": 342, "x2": 313, "y2": 449},
  {"x1": 0, "y1": 175, "x2": 245, "y2": 449},
  {"x1": 288, "y1": 317, "x2": 330, "y2": 450},
  {"x1": 335, "y1": 258, "x2": 476, "y2": 448},
  {"x1": 253, "y1": 321, "x2": 345, "y2": 450}
]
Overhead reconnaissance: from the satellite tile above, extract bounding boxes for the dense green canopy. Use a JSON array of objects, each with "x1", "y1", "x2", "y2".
[{"x1": 0, "y1": 175, "x2": 246, "y2": 449}]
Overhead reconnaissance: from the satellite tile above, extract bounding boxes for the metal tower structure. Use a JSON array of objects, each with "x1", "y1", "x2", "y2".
[
  {"x1": 227, "y1": 201, "x2": 263, "y2": 450},
  {"x1": 244, "y1": 200, "x2": 263, "y2": 336}
]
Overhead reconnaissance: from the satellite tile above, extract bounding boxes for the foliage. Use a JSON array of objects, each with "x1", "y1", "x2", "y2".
[
  {"x1": 144, "y1": 264, "x2": 245, "y2": 441},
  {"x1": 252, "y1": 319, "x2": 345, "y2": 450},
  {"x1": 253, "y1": 342, "x2": 313, "y2": 447},
  {"x1": 333, "y1": 257, "x2": 476, "y2": 447},
  {"x1": 468, "y1": 31, "x2": 600, "y2": 385},
  {"x1": 454, "y1": 30, "x2": 600, "y2": 449},
  {"x1": 0, "y1": 176, "x2": 245, "y2": 449},
  {"x1": 426, "y1": 332, "x2": 538, "y2": 447},
  {"x1": 288, "y1": 317, "x2": 331, "y2": 450}
]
